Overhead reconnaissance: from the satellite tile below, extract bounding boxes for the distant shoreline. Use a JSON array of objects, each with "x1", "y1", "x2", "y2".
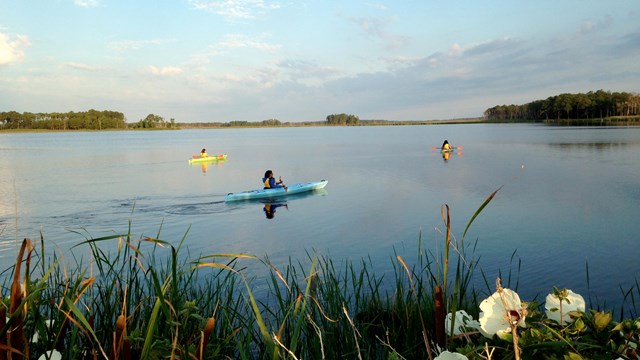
[
  {"x1": 178, "y1": 117, "x2": 487, "y2": 129},
  {"x1": 3, "y1": 116, "x2": 640, "y2": 133},
  {"x1": 0, "y1": 118, "x2": 487, "y2": 133}
]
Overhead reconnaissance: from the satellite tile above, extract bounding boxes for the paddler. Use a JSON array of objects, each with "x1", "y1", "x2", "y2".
[
  {"x1": 200, "y1": 148, "x2": 208, "y2": 158},
  {"x1": 262, "y1": 170, "x2": 287, "y2": 191}
]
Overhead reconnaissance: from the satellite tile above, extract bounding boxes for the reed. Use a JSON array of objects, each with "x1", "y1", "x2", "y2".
[{"x1": 1, "y1": 191, "x2": 639, "y2": 359}]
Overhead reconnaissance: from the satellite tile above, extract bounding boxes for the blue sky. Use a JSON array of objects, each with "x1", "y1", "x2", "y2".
[{"x1": 1, "y1": 1, "x2": 639, "y2": 123}]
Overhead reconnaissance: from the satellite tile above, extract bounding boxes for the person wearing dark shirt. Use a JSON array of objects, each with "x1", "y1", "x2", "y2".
[{"x1": 262, "y1": 170, "x2": 287, "y2": 190}]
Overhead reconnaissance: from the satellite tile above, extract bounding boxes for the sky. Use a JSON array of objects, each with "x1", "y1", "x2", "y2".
[{"x1": 1, "y1": 1, "x2": 639, "y2": 123}]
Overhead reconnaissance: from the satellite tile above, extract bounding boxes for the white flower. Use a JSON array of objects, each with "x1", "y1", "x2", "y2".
[
  {"x1": 445, "y1": 310, "x2": 480, "y2": 336},
  {"x1": 545, "y1": 289, "x2": 585, "y2": 324},
  {"x1": 37, "y1": 349, "x2": 62, "y2": 360},
  {"x1": 31, "y1": 319, "x2": 54, "y2": 343},
  {"x1": 478, "y1": 287, "x2": 526, "y2": 339},
  {"x1": 434, "y1": 350, "x2": 468, "y2": 360}
]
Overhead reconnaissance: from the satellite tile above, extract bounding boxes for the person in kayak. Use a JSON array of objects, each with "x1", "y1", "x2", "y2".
[
  {"x1": 200, "y1": 148, "x2": 208, "y2": 158},
  {"x1": 263, "y1": 170, "x2": 287, "y2": 191},
  {"x1": 441, "y1": 140, "x2": 452, "y2": 151}
]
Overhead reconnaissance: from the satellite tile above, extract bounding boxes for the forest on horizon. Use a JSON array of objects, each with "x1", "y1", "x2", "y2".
[
  {"x1": 484, "y1": 89, "x2": 640, "y2": 123},
  {"x1": 1, "y1": 90, "x2": 638, "y2": 131}
]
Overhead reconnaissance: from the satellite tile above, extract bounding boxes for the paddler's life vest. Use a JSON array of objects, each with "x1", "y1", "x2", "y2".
[{"x1": 263, "y1": 177, "x2": 271, "y2": 189}]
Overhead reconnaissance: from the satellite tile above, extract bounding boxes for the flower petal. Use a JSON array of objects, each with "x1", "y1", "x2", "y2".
[
  {"x1": 479, "y1": 288, "x2": 525, "y2": 337},
  {"x1": 545, "y1": 289, "x2": 585, "y2": 324},
  {"x1": 435, "y1": 350, "x2": 468, "y2": 360},
  {"x1": 37, "y1": 350, "x2": 62, "y2": 360},
  {"x1": 445, "y1": 310, "x2": 480, "y2": 335}
]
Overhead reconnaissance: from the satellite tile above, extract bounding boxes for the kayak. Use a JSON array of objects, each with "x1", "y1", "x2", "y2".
[
  {"x1": 431, "y1": 146, "x2": 463, "y2": 151},
  {"x1": 225, "y1": 180, "x2": 328, "y2": 202},
  {"x1": 188, "y1": 154, "x2": 227, "y2": 164}
]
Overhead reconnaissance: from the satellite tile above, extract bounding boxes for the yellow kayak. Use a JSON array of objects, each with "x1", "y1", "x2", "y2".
[{"x1": 188, "y1": 154, "x2": 227, "y2": 164}]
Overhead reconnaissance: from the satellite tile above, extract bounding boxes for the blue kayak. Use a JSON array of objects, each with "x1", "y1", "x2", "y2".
[{"x1": 225, "y1": 180, "x2": 328, "y2": 202}]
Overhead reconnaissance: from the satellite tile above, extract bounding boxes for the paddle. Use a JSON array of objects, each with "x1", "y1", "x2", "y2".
[
  {"x1": 279, "y1": 177, "x2": 288, "y2": 191},
  {"x1": 431, "y1": 146, "x2": 464, "y2": 150}
]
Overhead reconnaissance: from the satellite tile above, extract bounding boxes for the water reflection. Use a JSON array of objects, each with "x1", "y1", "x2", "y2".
[
  {"x1": 188, "y1": 160, "x2": 226, "y2": 173},
  {"x1": 263, "y1": 202, "x2": 288, "y2": 219},
  {"x1": 439, "y1": 150, "x2": 463, "y2": 162},
  {"x1": 260, "y1": 189, "x2": 328, "y2": 219},
  {"x1": 547, "y1": 142, "x2": 631, "y2": 151},
  {"x1": 227, "y1": 189, "x2": 328, "y2": 219}
]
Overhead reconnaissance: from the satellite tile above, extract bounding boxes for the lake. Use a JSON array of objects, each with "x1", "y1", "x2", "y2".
[{"x1": 1, "y1": 124, "x2": 639, "y2": 310}]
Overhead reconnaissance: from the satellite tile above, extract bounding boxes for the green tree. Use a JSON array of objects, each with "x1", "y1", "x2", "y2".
[
  {"x1": 483, "y1": 90, "x2": 640, "y2": 123},
  {"x1": 261, "y1": 119, "x2": 281, "y2": 126},
  {"x1": 326, "y1": 113, "x2": 360, "y2": 125},
  {"x1": 554, "y1": 93, "x2": 574, "y2": 119},
  {"x1": 133, "y1": 114, "x2": 166, "y2": 128}
]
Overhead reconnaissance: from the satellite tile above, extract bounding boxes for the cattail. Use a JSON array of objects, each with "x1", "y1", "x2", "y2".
[
  {"x1": 308, "y1": 273, "x2": 319, "y2": 299},
  {"x1": 8, "y1": 239, "x2": 29, "y2": 360},
  {"x1": 122, "y1": 338, "x2": 131, "y2": 360},
  {"x1": 111, "y1": 315, "x2": 126, "y2": 360},
  {"x1": 199, "y1": 317, "x2": 215, "y2": 360},
  {"x1": 87, "y1": 315, "x2": 97, "y2": 359},
  {"x1": 435, "y1": 285, "x2": 446, "y2": 348},
  {"x1": 0, "y1": 306, "x2": 6, "y2": 360}
]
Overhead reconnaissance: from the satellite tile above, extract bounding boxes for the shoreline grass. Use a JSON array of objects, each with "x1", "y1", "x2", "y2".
[{"x1": 2, "y1": 191, "x2": 639, "y2": 359}]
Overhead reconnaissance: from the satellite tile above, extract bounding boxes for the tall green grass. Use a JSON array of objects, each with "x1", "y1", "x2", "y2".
[{"x1": 1, "y1": 189, "x2": 639, "y2": 359}]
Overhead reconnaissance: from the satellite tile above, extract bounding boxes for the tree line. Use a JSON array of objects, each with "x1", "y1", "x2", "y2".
[
  {"x1": 484, "y1": 90, "x2": 640, "y2": 122},
  {"x1": 0, "y1": 110, "x2": 127, "y2": 130},
  {"x1": 4, "y1": 91, "x2": 638, "y2": 131},
  {"x1": 0, "y1": 111, "x2": 181, "y2": 130}
]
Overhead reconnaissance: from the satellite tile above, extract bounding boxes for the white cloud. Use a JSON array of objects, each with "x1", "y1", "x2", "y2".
[
  {"x1": 148, "y1": 66, "x2": 184, "y2": 76},
  {"x1": 0, "y1": 32, "x2": 30, "y2": 66},
  {"x1": 578, "y1": 15, "x2": 612, "y2": 36},
  {"x1": 74, "y1": 0, "x2": 100, "y2": 8},
  {"x1": 365, "y1": 3, "x2": 388, "y2": 10},
  {"x1": 63, "y1": 62, "x2": 102, "y2": 71},
  {"x1": 276, "y1": 59, "x2": 342, "y2": 82},
  {"x1": 350, "y1": 16, "x2": 408, "y2": 48},
  {"x1": 189, "y1": 0, "x2": 280, "y2": 20},
  {"x1": 448, "y1": 43, "x2": 463, "y2": 57},
  {"x1": 109, "y1": 39, "x2": 174, "y2": 52},
  {"x1": 213, "y1": 33, "x2": 281, "y2": 52}
]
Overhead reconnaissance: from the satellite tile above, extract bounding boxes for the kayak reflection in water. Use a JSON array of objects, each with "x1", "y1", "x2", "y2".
[
  {"x1": 263, "y1": 203, "x2": 288, "y2": 219},
  {"x1": 442, "y1": 151, "x2": 451, "y2": 161}
]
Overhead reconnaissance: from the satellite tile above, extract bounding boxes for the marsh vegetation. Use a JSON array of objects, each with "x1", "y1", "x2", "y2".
[{"x1": 2, "y1": 189, "x2": 639, "y2": 359}]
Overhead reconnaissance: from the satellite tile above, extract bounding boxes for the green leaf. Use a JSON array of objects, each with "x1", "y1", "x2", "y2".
[
  {"x1": 461, "y1": 186, "x2": 501, "y2": 242},
  {"x1": 564, "y1": 352, "x2": 584, "y2": 360}
]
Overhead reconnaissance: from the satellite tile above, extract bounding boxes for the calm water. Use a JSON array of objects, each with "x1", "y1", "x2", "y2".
[{"x1": 1, "y1": 124, "x2": 639, "y2": 309}]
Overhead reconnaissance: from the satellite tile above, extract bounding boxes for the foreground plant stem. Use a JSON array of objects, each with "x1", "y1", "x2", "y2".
[{"x1": 496, "y1": 278, "x2": 521, "y2": 360}]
